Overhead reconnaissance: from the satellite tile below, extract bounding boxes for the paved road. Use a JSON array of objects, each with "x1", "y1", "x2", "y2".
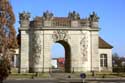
[
  {"x1": 3, "y1": 79, "x2": 125, "y2": 83},
  {"x1": 86, "y1": 78, "x2": 125, "y2": 83},
  {"x1": 3, "y1": 79, "x2": 57, "y2": 83},
  {"x1": 87, "y1": 80, "x2": 125, "y2": 83}
]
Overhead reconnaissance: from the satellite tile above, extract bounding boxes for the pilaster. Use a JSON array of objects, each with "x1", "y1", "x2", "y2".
[
  {"x1": 19, "y1": 11, "x2": 30, "y2": 73},
  {"x1": 90, "y1": 31, "x2": 99, "y2": 71},
  {"x1": 19, "y1": 31, "x2": 29, "y2": 73}
]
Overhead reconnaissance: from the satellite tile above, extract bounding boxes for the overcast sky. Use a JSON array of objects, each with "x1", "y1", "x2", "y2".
[{"x1": 11, "y1": 0, "x2": 125, "y2": 57}]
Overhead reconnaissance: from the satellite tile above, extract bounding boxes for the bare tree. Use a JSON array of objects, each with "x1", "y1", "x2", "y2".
[
  {"x1": 0, "y1": 0, "x2": 17, "y2": 82},
  {"x1": 112, "y1": 53, "x2": 125, "y2": 72}
]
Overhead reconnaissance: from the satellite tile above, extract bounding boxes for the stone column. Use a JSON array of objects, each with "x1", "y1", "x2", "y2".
[
  {"x1": 43, "y1": 31, "x2": 53, "y2": 72},
  {"x1": 89, "y1": 12, "x2": 99, "y2": 71},
  {"x1": 13, "y1": 55, "x2": 17, "y2": 68},
  {"x1": 90, "y1": 31, "x2": 99, "y2": 71},
  {"x1": 20, "y1": 31, "x2": 29, "y2": 73},
  {"x1": 69, "y1": 31, "x2": 81, "y2": 72},
  {"x1": 68, "y1": 11, "x2": 81, "y2": 72},
  {"x1": 19, "y1": 11, "x2": 30, "y2": 73},
  {"x1": 31, "y1": 31, "x2": 43, "y2": 72}
]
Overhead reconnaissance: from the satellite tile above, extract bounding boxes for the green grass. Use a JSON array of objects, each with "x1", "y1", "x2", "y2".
[
  {"x1": 11, "y1": 68, "x2": 19, "y2": 73},
  {"x1": 9, "y1": 73, "x2": 33, "y2": 79},
  {"x1": 8, "y1": 72, "x2": 125, "y2": 79},
  {"x1": 70, "y1": 72, "x2": 125, "y2": 78},
  {"x1": 8, "y1": 73, "x2": 50, "y2": 79},
  {"x1": 86, "y1": 72, "x2": 125, "y2": 78}
]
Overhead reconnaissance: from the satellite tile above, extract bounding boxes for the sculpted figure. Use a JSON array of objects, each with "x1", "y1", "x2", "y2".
[
  {"x1": 19, "y1": 11, "x2": 30, "y2": 21},
  {"x1": 43, "y1": 11, "x2": 53, "y2": 20},
  {"x1": 89, "y1": 12, "x2": 99, "y2": 22},
  {"x1": 68, "y1": 11, "x2": 80, "y2": 20}
]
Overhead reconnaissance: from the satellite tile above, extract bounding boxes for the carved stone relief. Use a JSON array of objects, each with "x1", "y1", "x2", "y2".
[
  {"x1": 52, "y1": 30, "x2": 70, "y2": 42},
  {"x1": 32, "y1": 32, "x2": 42, "y2": 65},
  {"x1": 80, "y1": 31, "x2": 88, "y2": 62}
]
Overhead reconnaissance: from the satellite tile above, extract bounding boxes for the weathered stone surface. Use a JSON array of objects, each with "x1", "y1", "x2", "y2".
[
  {"x1": 19, "y1": 11, "x2": 112, "y2": 73},
  {"x1": 20, "y1": 31, "x2": 29, "y2": 73}
]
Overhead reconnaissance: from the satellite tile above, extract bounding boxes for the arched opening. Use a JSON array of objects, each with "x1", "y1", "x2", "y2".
[{"x1": 51, "y1": 40, "x2": 71, "y2": 73}]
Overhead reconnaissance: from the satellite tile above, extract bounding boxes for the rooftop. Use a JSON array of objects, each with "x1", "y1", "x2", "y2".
[{"x1": 99, "y1": 37, "x2": 113, "y2": 49}]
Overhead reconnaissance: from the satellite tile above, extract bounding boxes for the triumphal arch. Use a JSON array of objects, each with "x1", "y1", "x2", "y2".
[{"x1": 19, "y1": 11, "x2": 113, "y2": 73}]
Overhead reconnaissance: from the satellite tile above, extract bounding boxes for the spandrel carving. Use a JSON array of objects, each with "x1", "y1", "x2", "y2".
[
  {"x1": 80, "y1": 32, "x2": 88, "y2": 62},
  {"x1": 52, "y1": 30, "x2": 70, "y2": 42}
]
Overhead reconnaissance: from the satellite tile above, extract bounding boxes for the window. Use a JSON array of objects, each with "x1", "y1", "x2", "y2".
[{"x1": 100, "y1": 54, "x2": 107, "y2": 67}]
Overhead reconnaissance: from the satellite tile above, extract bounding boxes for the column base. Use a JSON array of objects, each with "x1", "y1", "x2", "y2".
[{"x1": 19, "y1": 67, "x2": 29, "y2": 73}]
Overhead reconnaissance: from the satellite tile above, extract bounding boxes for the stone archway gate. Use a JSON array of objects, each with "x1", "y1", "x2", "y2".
[{"x1": 19, "y1": 11, "x2": 100, "y2": 73}]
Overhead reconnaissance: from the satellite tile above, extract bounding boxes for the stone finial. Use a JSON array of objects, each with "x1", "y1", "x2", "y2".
[
  {"x1": 68, "y1": 11, "x2": 80, "y2": 20},
  {"x1": 89, "y1": 11, "x2": 99, "y2": 22},
  {"x1": 43, "y1": 11, "x2": 53, "y2": 20},
  {"x1": 19, "y1": 11, "x2": 30, "y2": 21}
]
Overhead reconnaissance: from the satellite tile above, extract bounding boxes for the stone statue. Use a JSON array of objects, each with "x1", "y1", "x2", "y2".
[
  {"x1": 68, "y1": 11, "x2": 80, "y2": 20},
  {"x1": 19, "y1": 11, "x2": 30, "y2": 21},
  {"x1": 43, "y1": 11, "x2": 53, "y2": 20},
  {"x1": 89, "y1": 11, "x2": 99, "y2": 22}
]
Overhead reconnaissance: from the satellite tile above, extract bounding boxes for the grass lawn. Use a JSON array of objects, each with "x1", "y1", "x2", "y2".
[
  {"x1": 8, "y1": 73, "x2": 50, "y2": 79},
  {"x1": 8, "y1": 71, "x2": 125, "y2": 79},
  {"x1": 86, "y1": 72, "x2": 125, "y2": 78},
  {"x1": 70, "y1": 72, "x2": 125, "y2": 78}
]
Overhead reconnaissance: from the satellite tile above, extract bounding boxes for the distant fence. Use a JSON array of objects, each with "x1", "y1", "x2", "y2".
[{"x1": 113, "y1": 67, "x2": 125, "y2": 72}]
